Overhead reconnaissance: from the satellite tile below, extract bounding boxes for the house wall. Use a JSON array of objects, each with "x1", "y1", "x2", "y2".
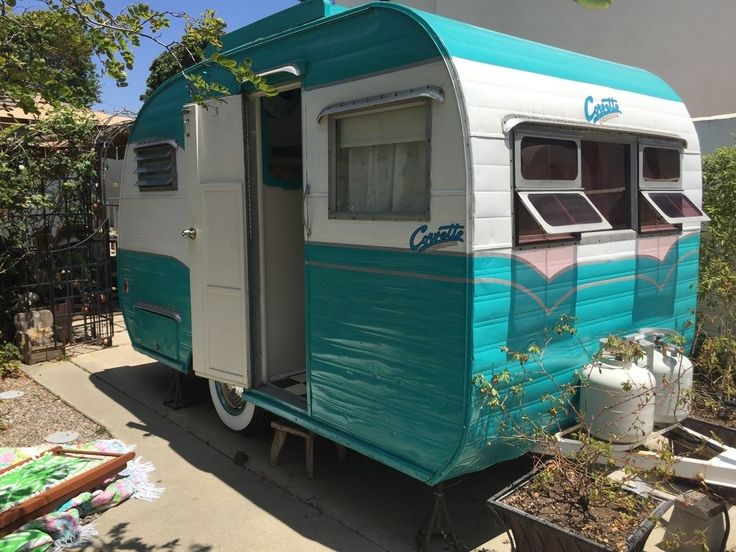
[{"x1": 340, "y1": 0, "x2": 736, "y2": 119}]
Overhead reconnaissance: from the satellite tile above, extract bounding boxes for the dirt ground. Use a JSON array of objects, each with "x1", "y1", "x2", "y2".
[{"x1": 0, "y1": 370, "x2": 111, "y2": 447}]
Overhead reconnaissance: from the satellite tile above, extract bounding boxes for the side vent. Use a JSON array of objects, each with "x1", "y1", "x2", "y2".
[{"x1": 134, "y1": 141, "x2": 177, "y2": 191}]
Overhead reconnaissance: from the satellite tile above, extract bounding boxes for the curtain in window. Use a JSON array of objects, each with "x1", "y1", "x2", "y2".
[{"x1": 336, "y1": 105, "x2": 427, "y2": 215}]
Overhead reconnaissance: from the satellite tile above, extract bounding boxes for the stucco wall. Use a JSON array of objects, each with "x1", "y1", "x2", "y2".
[{"x1": 340, "y1": 0, "x2": 735, "y2": 118}]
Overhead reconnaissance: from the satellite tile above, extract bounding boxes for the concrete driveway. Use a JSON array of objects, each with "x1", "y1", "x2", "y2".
[{"x1": 24, "y1": 323, "x2": 526, "y2": 551}]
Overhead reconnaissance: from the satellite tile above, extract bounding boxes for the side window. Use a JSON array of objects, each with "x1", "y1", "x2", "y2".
[
  {"x1": 514, "y1": 133, "x2": 611, "y2": 245},
  {"x1": 638, "y1": 145, "x2": 707, "y2": 232},
  {"x1": 134, "y1": 141, "x2": 177, "y2": 191},
  {"x1": 330, "y1": 103, "x2": 430, "y2": 220}
]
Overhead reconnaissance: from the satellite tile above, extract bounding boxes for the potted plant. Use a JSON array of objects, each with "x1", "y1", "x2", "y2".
[{"x1": 475, "y1": 318, "x2": 671, "y2": 552}]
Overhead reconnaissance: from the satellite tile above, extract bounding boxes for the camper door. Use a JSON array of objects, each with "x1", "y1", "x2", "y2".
[{"x1": 183, "y1": 98, "x2": 252, "y2": 387}]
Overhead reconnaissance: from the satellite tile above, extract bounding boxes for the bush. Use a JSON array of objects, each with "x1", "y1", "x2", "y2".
[
  {"x1": 697, "y1": 145, "x2": 736, "y2": 400},
  {"x1": 0, "y1": 342, "x2": 21, "y2": 379}
]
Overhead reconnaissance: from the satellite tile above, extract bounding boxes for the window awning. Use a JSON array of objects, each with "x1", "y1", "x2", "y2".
[
  {"x1": 317, "y1": 86, "x2": 444, "y2": 122},
  {"x1": 517, "y1": 191, "x2": 612, "y2": 234},
  {"x1": 640, "y1": 191, "x2": 709, "y2": 224}
]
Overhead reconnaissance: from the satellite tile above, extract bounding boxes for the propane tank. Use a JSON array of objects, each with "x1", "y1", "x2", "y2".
[
  {"x1": 635, "y1": 329, "x2": 693, "y2": 425},
  {"x1": 580, "y1": 354, "x2": 656, "y2": 445}
]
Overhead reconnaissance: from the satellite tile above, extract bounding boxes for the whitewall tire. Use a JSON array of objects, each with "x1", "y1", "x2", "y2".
[{"x1": 209, "y1": 379, "x2": 265, "y2": 435}]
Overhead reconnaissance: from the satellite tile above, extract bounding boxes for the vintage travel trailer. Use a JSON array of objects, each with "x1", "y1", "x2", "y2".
[{"x1": 118, "y1": 0, "x2": 708, "y2": 485}]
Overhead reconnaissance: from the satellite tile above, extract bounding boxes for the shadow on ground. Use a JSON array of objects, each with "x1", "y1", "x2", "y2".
[
  {"x1": 83, "y1": 522, "x2": 212, "y2": 552},
  {"x1": 88, "y1": 361, "x2": 531, "y2": 551}
]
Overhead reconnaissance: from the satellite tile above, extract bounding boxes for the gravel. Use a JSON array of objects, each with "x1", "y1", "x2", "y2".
[{"x1": 0, "y1": 371, "x2": 111, "y2": 447}]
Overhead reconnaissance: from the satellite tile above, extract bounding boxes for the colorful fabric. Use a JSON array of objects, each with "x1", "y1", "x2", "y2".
[
  {"x1": 0, "y1": 530, "x2": 51, "y2": 552},
  {"x1": 0, "y1": 440, "x2": 162, "y2": 552},
  {"x1": 0, "y1": 454, "x2": 101, "y2": 513}
]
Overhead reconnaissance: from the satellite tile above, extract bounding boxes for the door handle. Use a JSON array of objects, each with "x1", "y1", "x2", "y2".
[{"x1": 181, "y1": 227, "x2": 197, "y2": 240}]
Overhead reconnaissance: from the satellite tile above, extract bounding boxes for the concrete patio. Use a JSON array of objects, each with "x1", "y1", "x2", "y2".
[{"x1": 24, "y1": 320, "x2": 525, "y2": 551}]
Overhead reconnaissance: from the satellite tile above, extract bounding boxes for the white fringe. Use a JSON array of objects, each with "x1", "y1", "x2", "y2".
[
  {"x1": 120, "y1": 456, "x2": 165, "y2": 502},
  {"x1": 52, "y1": 522, "x2": 98, "y2": 551}
]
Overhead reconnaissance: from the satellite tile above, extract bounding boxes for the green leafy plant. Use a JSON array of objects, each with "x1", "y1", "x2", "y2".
[
  {"x1": 477, "y1": 318, "x2": 673, "y2": 550},
  {"x1": 0, "y1": 342, "x2": 21, "y2": 378},
  {"x1": 0, "y1": 1, "x2": 275, "y2": 114},
  {"x1": 695, "y1": 146, "x2": 736, "y2": 407}
]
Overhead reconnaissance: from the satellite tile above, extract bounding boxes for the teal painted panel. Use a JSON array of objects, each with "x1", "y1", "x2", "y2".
[
  {"x1": 130, "y1": 7, "x2": 441, "y2": 145},
  {"x1": 408, "y1": 7, "x2": 680, "y2": 102},
  {"x1": 437, "y1": 233, "x2": 700, "y2": 482},
  {"x1": 118, "y1": 249, "x2": 192, "y2": 373},
  {"x1": 134, "y1": 309, "x2": 179, "y2": 361},
  {"x1": 306, "y1": 243, "x2": 469, "y2": 477},
  {"x1": 213, "y1": 0, "x2": 338, "y2": 54}
]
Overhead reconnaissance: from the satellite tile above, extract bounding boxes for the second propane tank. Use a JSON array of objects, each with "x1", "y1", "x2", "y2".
[{"x1": 635, "y1": 329, "x2": 694, "y2": 425}]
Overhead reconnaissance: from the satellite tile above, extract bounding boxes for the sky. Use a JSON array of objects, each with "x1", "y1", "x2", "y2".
[{"x1": 87, "y1": 1, "x2": 299, "y2": 114}]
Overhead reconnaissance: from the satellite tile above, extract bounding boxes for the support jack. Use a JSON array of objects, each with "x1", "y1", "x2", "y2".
[
  {"x1": 417, "y1": 483, "x2": 464, "y2": 552},
  {"x1": 164, "y1": 371, "x2": 199, "y2": 410}
]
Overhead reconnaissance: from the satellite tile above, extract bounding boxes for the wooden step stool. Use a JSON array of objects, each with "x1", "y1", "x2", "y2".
[{"x1": 270, "y1": 420, "x2": 346, "y2": 479}]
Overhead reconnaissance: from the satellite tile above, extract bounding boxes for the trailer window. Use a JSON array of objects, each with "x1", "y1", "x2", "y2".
[
  {"x1": 637, "y1": 144, "x2": 707, "y2": 232},
  {"x1": 643, "y1": 147, "x2": 680, "y2": 182},
  {"x1": 520, "y1": 137, "x2": 578, "y2": 181},
  {"x1": 133, "y1": 142, "x2": 177, "y2": 191},
  {"x1": 330, "y1": 104, "x2": 430, "y2": 220}
]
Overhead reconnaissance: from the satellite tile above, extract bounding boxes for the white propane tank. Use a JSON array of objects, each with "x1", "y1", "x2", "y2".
[
  {"x1": 580, "y1": 356, "x2": 656, "y2": 445},
  {"x1": 635, "y1": 329, "x2": 694, "y2": 425}
]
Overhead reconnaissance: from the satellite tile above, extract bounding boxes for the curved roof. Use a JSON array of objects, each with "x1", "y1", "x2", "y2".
[{"x1": 130, "y1": 1, "x2": 680, "y2": 144}]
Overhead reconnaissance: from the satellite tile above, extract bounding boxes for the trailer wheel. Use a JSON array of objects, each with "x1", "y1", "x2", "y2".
[{"x1": 209, "y1": 380, "x2": 265, "y2": 435}]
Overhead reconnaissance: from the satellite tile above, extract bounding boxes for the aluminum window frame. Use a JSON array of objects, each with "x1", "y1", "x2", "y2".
[
  {"x1": 514, "y1": 129, "x2": 582, "y2": 190},
  {"x1": 133, "y1": 139, "x2": 178, "y2": 191},
  {"x1": 327, "y1": 99, "x2": 433, "y2": 221},
  {"x1": 638, "y1": 140, "x2": 683, "y2": 190},
  {"x1": 517, "y1": 190, "x2": 613, "y2": 234}
]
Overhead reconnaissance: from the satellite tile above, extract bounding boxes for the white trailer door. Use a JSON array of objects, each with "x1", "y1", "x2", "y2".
[{"x1": 184, "y1": 96, "x2": 251, "y2": 387}]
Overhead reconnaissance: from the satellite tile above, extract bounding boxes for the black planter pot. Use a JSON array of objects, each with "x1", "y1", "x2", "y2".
[{"x1": 487, "y1": 465, "x2": 671, "y2": 552}]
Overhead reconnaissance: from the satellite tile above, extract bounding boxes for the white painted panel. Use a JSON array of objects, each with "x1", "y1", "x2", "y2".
[
  {"x1": 474, "y1": 191, "x2": 511, "y2": 219},
  {"x1": 452, "y1": 57, "x2": 700, "y2": 154},
  {"x1": 204, "y1": 287, "x2": 247, "y2": 378},
  {"x1": 474, "y1": 217, "x2": 513, "y2": 250},
  {"x1": 118, "y1": 142, "x2": 191, "y2": 266},
  {"x1": 198, "y1": 101, "x2": 245, "y2": 184},
  {"x1": 303, "y1": 60, "x2": 469, "y2": 252},
  {"x1": 308, "y1": 194, "x2": 468, "y2": 252},
  {"x1": 203, "y1": 187, "x2": 245, "y2": 290}
]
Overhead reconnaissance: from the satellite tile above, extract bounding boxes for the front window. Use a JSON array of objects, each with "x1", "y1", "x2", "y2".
[
  {"x1": 514, "y1": 133, "x2": 612, "y2": 244},
  {"x1": 331, "y1": 104, "x2": 430, "y2": 219},
  {"x1": 643, "y1": 147, "x2": 680, "y2": 183},
  {"x1": 638, "y1": 143, "x2": 707, "y2": 232},
  {"x1": 520, "y1": 137, "x2": 578, "y2": 182}
]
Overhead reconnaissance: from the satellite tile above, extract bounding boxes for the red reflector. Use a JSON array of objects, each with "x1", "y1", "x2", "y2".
[{"x1": 123, "y1": 279, "x2": 129, "y2": 293}]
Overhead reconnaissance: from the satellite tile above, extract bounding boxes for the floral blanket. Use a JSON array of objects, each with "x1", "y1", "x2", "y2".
[{"x1": 0, "y1": 440, "x2": 163, "y2": 551}]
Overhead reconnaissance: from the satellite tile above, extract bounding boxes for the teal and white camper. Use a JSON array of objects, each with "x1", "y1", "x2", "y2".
[{"x1": 118, "y1": 0, "x2": 708, "y2": 485}]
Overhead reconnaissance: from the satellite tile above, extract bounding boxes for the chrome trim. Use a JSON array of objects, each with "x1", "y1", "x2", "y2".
[
  {"x1": 134, "y1": 302, "x2": 182, "y2": 323},
  {"x1": 317, "y1": 85, "x2": 444, "y2": 122},
  {"x1": 257, "y1": 63, "x2": 301, "y2": 78}
]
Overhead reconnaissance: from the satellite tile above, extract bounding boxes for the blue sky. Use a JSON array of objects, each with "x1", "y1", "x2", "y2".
[{"x1": 88, "y1": 1, "x2": 298, "y2": 113}]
